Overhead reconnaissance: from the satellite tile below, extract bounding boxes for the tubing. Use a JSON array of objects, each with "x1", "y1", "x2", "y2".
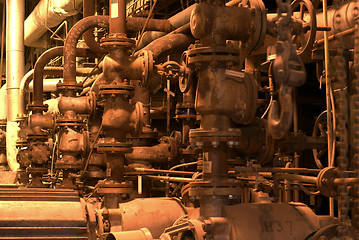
[
  {"x1": 142, "y1": 33, "x2": 195, "y2": 59},
  {"x1": 83, "y1": 0, "x2": 175, "y2": 54},
  {"x1": 20, "y1": 67, "x2": 99, "y2": 114},
  {"x1": 33, "y1": 46, "x2": 97, "y2": 107},
  {"x1": 24, "y1": 0, "x2": 83, "y2": 47},
  {"x1": 83, "y1": 0, "x2": 105, "y2": 54},
  {"x1": 137, "y1": 3, "x2": 197, "y2": 49},
  {"x1": 63, "y1": 15, "x2": 109, "y2": 85},
  {"x1": 109, "y1": 0, "x2": 126, "y2": 34},
  {"x1": 6, "y1": 0, "x2": 25, "y2": 172}
]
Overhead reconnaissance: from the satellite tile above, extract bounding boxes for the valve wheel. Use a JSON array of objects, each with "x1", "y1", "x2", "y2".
[
  {"x1": 312, "y1": 111, "x2": 328, "y2": 169},
  {"x1": 291, "y1": 0, "x2": 317, "y2": 57},
  {"x1": 179, "y1": 51, "x2": 193, "y2": 93}
]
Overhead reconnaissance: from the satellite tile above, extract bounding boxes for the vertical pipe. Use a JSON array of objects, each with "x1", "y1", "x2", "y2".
[
  {"x1": 322, "y1": 0, "x2": 335, "y2": 217},
  {"x1": 6, "y1": 0, "x2": 25, "y2": 171},
  {"x1": 109, "y1": 0, "x2": 126, "y2": 35},
  {"x1": 293, "y1": 90, "x2": 299, "y2": 202},
  {"x1": 0, "y1": 2, "x2": 5, "y2": 85}
]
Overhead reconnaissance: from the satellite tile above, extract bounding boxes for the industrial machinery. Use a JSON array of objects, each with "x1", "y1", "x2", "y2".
[{"x1": 0, "y1": 0, "x2": 359, "y2": 239}]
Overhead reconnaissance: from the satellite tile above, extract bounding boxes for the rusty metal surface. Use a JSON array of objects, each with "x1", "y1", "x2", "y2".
[{"x1": 0, "y1": 188, "x2": 88, "y2": 240}]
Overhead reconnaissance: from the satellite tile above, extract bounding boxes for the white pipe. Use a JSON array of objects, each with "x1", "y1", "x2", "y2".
[
  {"x1": 0, "y1": 84, "x2": 7, "y2": 120},
  {"x1": 6, "y1": 0, "x2": 25, "y2": 172},
  {"x1": 24, "y1": 0, "x2": 83, "y2": 47}
]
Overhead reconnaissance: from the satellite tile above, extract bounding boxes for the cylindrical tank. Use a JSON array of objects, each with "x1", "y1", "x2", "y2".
[{"x1": 108, "y1": 198, "x2": 187, "y2": 239}]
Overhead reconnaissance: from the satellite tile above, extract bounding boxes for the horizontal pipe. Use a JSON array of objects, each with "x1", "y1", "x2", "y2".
[
  {"x1": 137, "y1": 3, "x2": 197, "y2": 49},
  {"x1": 132, "y1": 167, "x2": 195, "y2": 176},
  {"x1": 272, "y1": 173, "x2": 317, "y2": 184},
  {"x1": 145, "y1": 175, "x2": 192, "y2": 183}
]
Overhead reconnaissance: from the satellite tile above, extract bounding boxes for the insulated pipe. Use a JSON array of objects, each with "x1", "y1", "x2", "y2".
[
  {"x1": 32, "y1": 46, "x2": 97, "y2": 107},
  {"x1": 6, "y1": 0, "x2": 25, "y2": 172},
  {"x1": 24, "y1": 0, "x2": 83, "y2": 47},
  {"x1": 6, "y1": 0, "x2": 24, "y2": 121}
]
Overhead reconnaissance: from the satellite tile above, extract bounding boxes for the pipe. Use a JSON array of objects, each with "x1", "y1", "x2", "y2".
[
  {"x1": 20, "y1": 67, "x2": 98, "y2": 114},
  {"x1": 32, "y1": 46, "x2": 97, "y2": 108},
  {"x1": 142, "y1": 33, "x2": 195, "y2": 59},
  {"x1": 109, "y1": 0, "x2": 126, "y2": 35},
  {"x1": 63, "y1": 15, "x2": 109, "y2": 86},
  {"x1": 24, "y1": 0, "x2": 83, "y2": 47},
  {"x1": 6, "y1": 0, "x2": 25, "y2": 171},
  {"x1": 83, "y1": 0, "x2": 176, "y2": 54},
  {"x1": 83, "y1": 0, "x2": 105, "y2": 54},
  {"x1": 137, "y1": 4, "x2": 197, "y2": 49},
  {"x1": 0, "y1": 84, "x2": 7, "y2": 120}
]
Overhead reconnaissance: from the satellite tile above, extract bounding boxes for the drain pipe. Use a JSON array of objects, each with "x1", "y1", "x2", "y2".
[{"x1": 6, "y1": 0, "x2": 25, "y2": 171}]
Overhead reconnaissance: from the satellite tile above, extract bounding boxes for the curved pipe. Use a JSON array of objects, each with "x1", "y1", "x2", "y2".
[
  {"x1": 267, "y1": 86, "x2": 293, "y2": 140},
  {"x1": 63, "y1": 15, "x2": 109, "y2": 85},
  {"x1": 83, "y1": 0, "x2": 177, "y2": 55},
  {"x1": 64, "y1": 15, "x2": 182, "y2": 84},
  {"x1": 20, "y1": 67, "x2": 99, "y2": 114},
  {"x1": 142, "y1": 33, "x2": 195, "y2": 59},
  {"x1": 33, "y1": 46, "x2": 97, "y2": 107},
  {"x1": 137, "y1": 3, "x2": 197, "y2": 49}
]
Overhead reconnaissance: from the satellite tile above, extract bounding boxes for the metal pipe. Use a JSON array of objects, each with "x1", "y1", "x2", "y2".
[
  {"x1": 0, "y1": 2, "x2": 5, "y2": 82},
  {"x1": 63, "y1": 15, "x2": 109, "y2": 85},
  {"x1": 132, "y1": 167, "x2": 195, "y2": 176},
  {"x1": 20, "y1": 67, "x2": 99, "y2": 114},
  {"x1": 6, "y1": 0, "x2": 25, "y2": 171},
  {"x1": 322, "y1": 0, "x2": 335, "y2": 218},
  {"x1": 136, "y1": 4, "x2": 197, "y2": 49},
  {"x1": 83, "y1": 0, "x2": 106, "y2": 54},
  {"x1": 32, "y1": 46, "x2": 97, "y2": 108},
  {"x1": 33, "y1": 47, "x2": 63, "y2": 106},
  {"x1": 145, "y1": 175, "x2": 192, "y2": 183},
  {"x1": 142, "y1": 33, "x2": 195, "y2": 59},
  {"x1": 109, "y1": 0, "x2": 126, "y2": 35},
  {"x1": 272, "y1": 173, "x2": 317, "y2": 184}
]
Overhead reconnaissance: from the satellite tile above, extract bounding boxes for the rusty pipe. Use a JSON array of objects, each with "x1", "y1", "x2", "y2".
[
  {"x1": 64, "y1": 15, "x2": 177, "y2": 84},
  {"x1": 109, "y1": 0, "x2": 126, "y2": 35},
  {"x1": 63, "y1": 15, "x2": 109, "y2": 85},
  {"x1": 33, "y1": 46, "x2": 97, "y2": 108},
  {"x1": 83, "y1": 0, "x2": 106, "y2": 54},
  {"x1": 136, "y1": 3, "x2": 197, "y2": 49},
  {"x1": 142, "y1": 33, "x2": 195, "y2": 59},
  {"x1": 33, "y1": 46, "x2": 63, "y2": 106},
  {"x1": 20, "y1": 67, "x2": 99, "y2": 114}
]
